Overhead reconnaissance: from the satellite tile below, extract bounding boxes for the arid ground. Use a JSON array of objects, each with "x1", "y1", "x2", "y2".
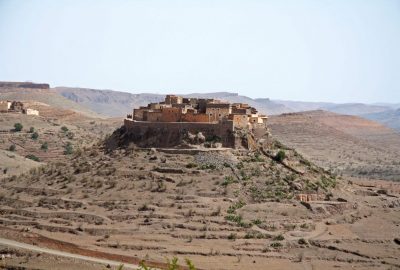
[{"x1": 0, "y1": 92, "x2": 399, "y2": 270}]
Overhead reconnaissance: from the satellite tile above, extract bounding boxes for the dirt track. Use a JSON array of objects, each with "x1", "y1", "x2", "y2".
[{"x1": 0, "y1": 237, "x2": 140, "y2": 269}]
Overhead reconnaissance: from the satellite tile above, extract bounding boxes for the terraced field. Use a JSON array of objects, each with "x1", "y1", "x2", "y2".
[{"x1": 0, "y1": 144, "x2": 399, "y2": 270}]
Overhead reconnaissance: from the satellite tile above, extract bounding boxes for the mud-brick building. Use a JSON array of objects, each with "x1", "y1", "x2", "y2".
[
  {"x1": 0, "y1": 100, "x2": 39, "y2": 116},
  {"x1": 124, "y1": 95, "x2": 268, "y2": 148},
  {"x1": 0, "y1": 100, "x2": 11, "y2": 112},
  {"x1": 205, "y1": 103, "x2": 231, "y2": 122}
]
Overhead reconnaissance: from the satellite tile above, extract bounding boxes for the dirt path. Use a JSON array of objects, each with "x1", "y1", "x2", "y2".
[{"x1": 0, "y1": 237, "x2": 140, "y2": 269}]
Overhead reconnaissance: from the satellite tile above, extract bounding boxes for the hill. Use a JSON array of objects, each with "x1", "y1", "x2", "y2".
[
  {"x1": 0, "y1": 107, "x2": 121, "y2": 180},
  {"x1": 268, "y1": 110, "x2": 400, "y2": 180},
  {"x1": 54, "y1": 88, "x2": 292, "y2": 117},
  {"x1": 324, "y1": 103, "x2": 390, "y2": 116},
  {"x1": 0, "y1": 85, "x2": 101, "y2": 118},
  {"x1": 362, "y1": 109, "x2": 400, "y2": 131},
  {"x1": 54, "y1": 87, "x2": 165, "y2": 117},
  {"x1": 52, "y1": 86, "x2": 400, "y2": 131},
  {"x1": 1, "y1": 133, "x2": 400, "y2": 269}
]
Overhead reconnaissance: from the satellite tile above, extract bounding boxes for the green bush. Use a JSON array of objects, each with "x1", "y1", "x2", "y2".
[
  {"x1": 185, "y1": 163, "x2": 197, "y2": 168},
  {"x1": 61, "y1": 126, "x2": 69, "y2": 132},
  {"x1": 270, "y1": 242, "x2": 283, "y2": 248},
  {"x1": 41, "y1": 142, "x2": 48, "y2": 151},
  {"x1": 275, "y1": 150, "x2": 286, "y2": 162},
  {"x1": 273, "y1": 234, "x2": 285, "y2": 241},
  {"x1": 26, "y1": 154, "x2": 40, "y2": 162},
  {"x1": 221, "y1": 176, "x2": 237, "y2": 186},
  {"x1": 64, "y1": 142, "x2": 73, "y2": 155},
  {"x1": 31, "y1": 132, "x2": 39, "y2": 140},
  {"x1": 14, "y1": 123, "x2": 23, "y2": 132}
]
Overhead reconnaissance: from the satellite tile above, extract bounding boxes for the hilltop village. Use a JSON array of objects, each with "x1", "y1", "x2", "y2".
[{"x1": 123, "y1": 95, "x2": 268, "y2": 148}]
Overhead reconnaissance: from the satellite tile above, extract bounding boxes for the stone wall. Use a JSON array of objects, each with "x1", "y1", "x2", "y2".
[{"x1": 124, "y1": 119, "x2": 235, "y2": 147}]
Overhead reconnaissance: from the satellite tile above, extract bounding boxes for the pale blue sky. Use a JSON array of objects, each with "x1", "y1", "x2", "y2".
[{"x1": 0, "y1": 0, "x2": 399, "y2": 103}]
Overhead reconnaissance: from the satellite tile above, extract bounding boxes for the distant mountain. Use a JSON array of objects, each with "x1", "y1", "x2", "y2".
[
  {"x1": 272, "y1": 100, "x2": 334, "y2": 112},
  {"x1": 0, "y1": 85, "x2": 101, "y2": 118},
  {"x1": 272, "y1": 100, "x2": 391, "y2": 116},
  {"x1": 362, "y1": 109, "x2": 400, "y2": 131},
  {"x1": 54, "y1": 88, "x2": 292, "y2": 117},
  {"x1": 323, "y1": 103, "x2": 389, "y2": 116},
  {"x1": 1, "y1": 81, "x2": 398, "y2": 131},
  {"x1": 54, "y1": 87, "x2": 164, "y2": 117}
]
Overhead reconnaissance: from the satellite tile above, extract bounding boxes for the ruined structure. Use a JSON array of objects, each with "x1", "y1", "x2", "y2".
[
  {"x1": 123, "y1": 95, "x2": 268, "y2": 148},
  {"x1": 0, "y1": 100, "x2": 39, "y2": 116}
]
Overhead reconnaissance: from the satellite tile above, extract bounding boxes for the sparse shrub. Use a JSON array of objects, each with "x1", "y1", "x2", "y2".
[
  {"x1": 300, "y1": 223, "x2": 309, "y2": 229},
  {"x1": 244, "y1": 231, "x2": 269, "y2": 239},
  {"x1": 138, "y1": 204, "x2": 150, "y2": 211},
  {"x1": 26, "y1": 154, "x2": 40, "y2": 162},
  {"x1": 273, "y1": 234, "x2": 285, "y2": 241},
  {"x1": 8, "y1": 144, "x2": 16, "y2": 151},
  {"x1": 225, "y1": 214, "x2": 243, "y2": 223},
  {"x1": 270, "y1": 242, "x2": 283, "y2": 248},
  {"x1": 64, "y1": 142, "x2": 73, "y2": 155},
  {"x1": 186, "y1": 162, "x2": 197, "y2": 168},
  {"x1": 221, "y1": 175, "x2": 237, "y2": 186},
  {"x1": 227, "y1": 200, "x2": 246, "y2": 214},
  {"x1": 252, "y1": 219, "x2": 262, "y2": 225},
  {"x1": 31, "y1": 131, "x2": 39, "y2": 140},
  {"x1": 227, "y1": 233, "x2": 237, "y2": 240},
  {"x1": 14, "y1": 123, "x2": 23, "y2": 132},
  {"x1": 66, "y1": 131, "x2": 75, "y2": 139},
  {"x1": 275, "y1": 150, "x2": 286, "y2": 162},
  {"x1": 298, "y1": 238, "x2": 307, "y2": 245},
  {"x1": 199, "y1": 164, "x2": 217, "y2": 170},
  {"x1": 29, "y1": 127, "x2": 35, "y2": 133},
  {"x1": 61, "y1": 126, "x2": 69, "y2": 132},
  {"x1": 41, "y1": 142, "x2": 48, "y2": 151}
]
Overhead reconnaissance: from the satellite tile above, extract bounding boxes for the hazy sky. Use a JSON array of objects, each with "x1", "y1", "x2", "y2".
[{"x1": 0, "y1": 0, "x2": 399, "y2": 103}]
